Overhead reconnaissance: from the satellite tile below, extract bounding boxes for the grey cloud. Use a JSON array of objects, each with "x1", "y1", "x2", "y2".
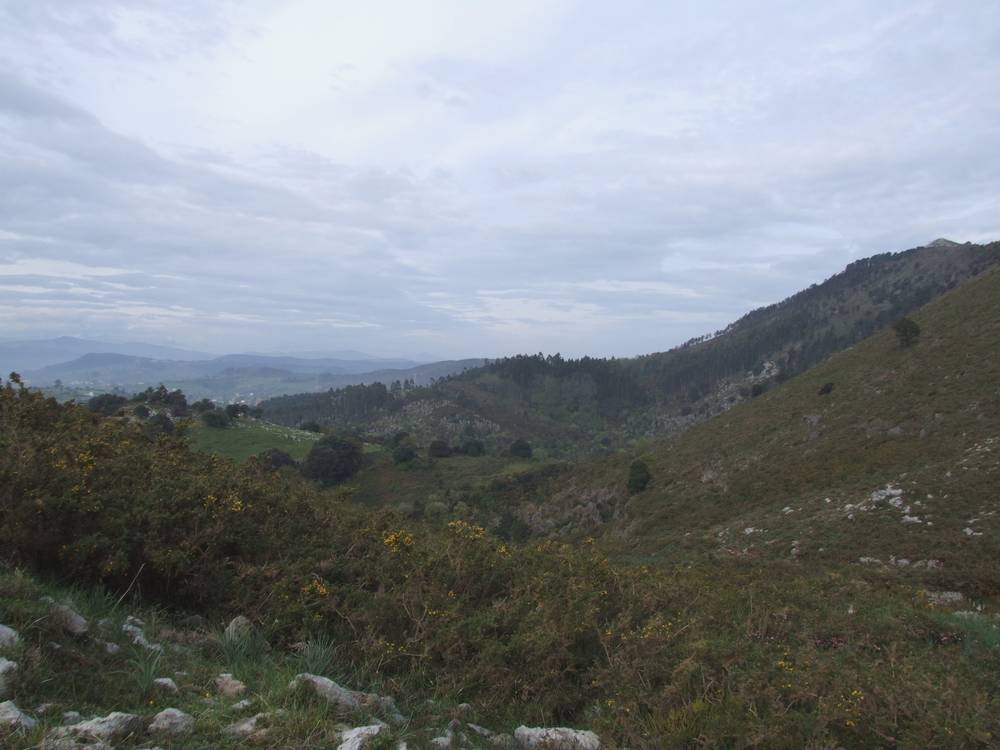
[{"x1": 1, "y1": 1, "x2": 999, "y2": 356}]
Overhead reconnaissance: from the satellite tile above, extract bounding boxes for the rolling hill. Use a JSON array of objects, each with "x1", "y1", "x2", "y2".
[
  {"x1": 22, "y1": 352, "x2": 484, "y2": 403},
  {"x1": 261, "y1": 240, "x2": 1000, "y2": 450}
]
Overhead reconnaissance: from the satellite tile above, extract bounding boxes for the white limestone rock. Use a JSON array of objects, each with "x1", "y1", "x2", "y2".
[
  {"x1": 148, "y1": 708, "x2": 194, "y2": 737},
  {"x1": 338, "y1": 724, "x2": 384, "y2": 750},
  {"x1": 0, "y1": 700, "x2": 36, "y2": 730},
  {"x1": 0, "y1": 657, "x2": 17, "y2": 699},
  {"x1": 47, "y1": 712, "x2": 143, "y2": 744},
  {"x1": 0, "y1": 625, "x2": 19, "y2": 649},
  {"x1": 514, "y1": 725, "x2": 601, "y2": 750},
  {"x1": 152, "y1": 677, "x2": 178, "y2": 694},
  {"x1": 215, "y1": 673, "x2": 246, "y2": 698}
]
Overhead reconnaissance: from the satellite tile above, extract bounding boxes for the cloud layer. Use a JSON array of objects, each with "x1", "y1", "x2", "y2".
[{"x1": 2, "y1": 0, "x2": 998, "y2": 357}]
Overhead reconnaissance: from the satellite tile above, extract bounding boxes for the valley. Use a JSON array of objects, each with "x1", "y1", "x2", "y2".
[{"x1": 2, "y1": 242, "x2": 999, "y2": 748}]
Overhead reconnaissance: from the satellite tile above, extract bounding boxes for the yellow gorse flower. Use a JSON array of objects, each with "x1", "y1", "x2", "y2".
[
  {"x1": 447, "y1": 520, "x2": 485, "y2": 540},
  {"x1": 383, "y1": 529, "x2": 414, "y2": 553}
]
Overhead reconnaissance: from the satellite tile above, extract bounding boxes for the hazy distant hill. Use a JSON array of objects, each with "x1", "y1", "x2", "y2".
[
  {"x1": 25, "y1": 350, "x2": 483, "y2": 403},
  {"x1": 0, "y1": 336, "x2": 212, "y2": 371}
]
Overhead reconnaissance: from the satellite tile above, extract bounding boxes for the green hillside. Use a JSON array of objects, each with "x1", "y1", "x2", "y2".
[
  {"x1": 261, "y1": 241, "x2": 1000, "y2": 451},
  {"x1": 616, "y1": 267, "x2": 1000, "y2": 576},
  {"x1": 188, "y1": 418, "x2": 319, "y2": 462}
]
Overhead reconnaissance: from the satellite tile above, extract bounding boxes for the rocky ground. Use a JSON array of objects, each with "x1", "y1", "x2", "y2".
[{"x1": 0, "y1": 579, "x2": 603, "y2": 750}]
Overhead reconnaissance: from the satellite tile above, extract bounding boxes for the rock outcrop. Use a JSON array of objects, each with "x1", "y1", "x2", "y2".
[
  {"x1": 45, "y1": 712, "x2": 144, "y2": 745},
  {"x1": 148, "y1": 708, "x2": 194, "y2": 737},
  {"x1": 337, "y1": 723, "x2": 384, "y2": 750},
  {"x1": 0, "y1": 700, "x2": 36, "y2": 730},
  {"x1": 0, "y1": 624, "x2": 19, "y2": 649},
  {"x1": 290, "y1": 673, "x2": 405, "y2": 723},
  {"x1": 0, "y1": 657, "x2": 18, "y2": 699}
]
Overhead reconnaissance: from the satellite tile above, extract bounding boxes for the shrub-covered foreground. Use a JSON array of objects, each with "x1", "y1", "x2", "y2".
[{"x1": 2, "y1": 381, "x2": 998, "y2": 748}]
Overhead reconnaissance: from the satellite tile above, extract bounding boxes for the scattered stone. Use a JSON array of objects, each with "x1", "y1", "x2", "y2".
[
  {"x1": 101, "y1": 641, "x2": 121, "y2": 655},
  {"x1": 514, "y1": 726, "x2": 600, "y2": 749},
  {"x1": 215, "y1": 673, "x2": 246, "y2": 698},
  {"x1": 225, "y1": 712, "x2": 270, "y2": 740},
  {"x1": 901, "y1": 515, "x2": 922, "y2": 524},
  {"x1": 35, "y1": 703, "x2": 57, "y2": 715},
  {"x1": 62, "y1": 711, "x2": 82, "y2": 724},
  {"x1": 0, "y1": 625, "x2": 19, "y2": 649},
  {"x1": 964, "y1": 527, "x2": 983, "y2": 537},
  {"x1": 231, "y1": 698, "x2": 253, "y2": 711},
  {"x1": 41, "y1": 739, "x2": 112, "y2": 750},
  {"x1": 468, "y1": 723, "x2": 495, "y2": 738},
  {"x1": 290, "y1": 673, "x2": 405, "y2": 723},
  {"x1": 0, "y1": 657, "x2": 17, "y2": 699},
  {"x1": 122, "y1": 617, "x2": 162, "y2": 653},
  {"x1": 224, "y1": 615, "x2": 252, "y2": 642},
  {"x1": 430, "y1": 731, "x2": 453, "y2": 748},
  {"x1": 47, "y1": 712, "x2": 143, "y2": 744},
  {"x1": 338, "y1": 724, "x2": 384, "y2": 750},
  {"x1": 0, "y1": 700, "x2": 36, "y2": 730},
  {"x1": 52, "y1": 604, "x2": 89, "y2": 637},
  {"x1": 152, "y1": 677, "x2": 178, "y2": 694},
  {"x1": 858, "y1": 556, "x2": 882, "y2": 566},
  {"x1": 148, "y1": 708, "x2": 194, "y2": 737},
  {"x1": 925, "y1": 591, "x2": 965, "y2": 607},
  {"x1": 490, "y1": 735, "x2": 515, "y2": 747}
]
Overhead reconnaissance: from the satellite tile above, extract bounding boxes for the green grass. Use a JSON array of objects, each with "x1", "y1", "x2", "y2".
[
  {"x1": 0, "y1": 565, "x2": 539, "y2": 750},
  {"x1": 350, "y1": 448, "x2": 560, "y2": 520},
  {"x1": 187, "y1": 418, "x2": 318, "y2": 462}
]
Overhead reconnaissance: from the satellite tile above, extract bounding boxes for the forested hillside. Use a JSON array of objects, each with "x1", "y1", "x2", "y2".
[{"x1": 261, "y1": 241, "x2": 1000, "y2": 449}]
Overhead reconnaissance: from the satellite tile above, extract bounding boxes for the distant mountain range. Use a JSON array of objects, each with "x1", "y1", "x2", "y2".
[{"x1": 0, "y1": 336, "x2": 479, "y2": 403}]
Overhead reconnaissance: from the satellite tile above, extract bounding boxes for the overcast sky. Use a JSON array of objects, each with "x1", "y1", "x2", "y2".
[{"x1": 1, "y1": 1, "x2": 998, "y2": 358}]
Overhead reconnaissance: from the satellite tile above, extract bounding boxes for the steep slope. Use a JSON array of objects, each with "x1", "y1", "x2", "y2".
[
  {"x1": 509, "y1": 268, "x2": 1000, "y2": 595},
  {"x1": 261, "y1": 240, "x2": 1000, "y2": 447}
]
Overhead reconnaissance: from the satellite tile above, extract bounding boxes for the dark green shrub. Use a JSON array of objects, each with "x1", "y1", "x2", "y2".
[
  {"x1": 87, "y1": 393, "x2": 127, "y2": 416},
  {"x1": 509, "y1": 438, "x2": 532, "y2": 459},
  {"x1": 893, "y1": 317, "x2": 921, "y2": 347},
  {"x1": 225, "y1": 403, "x2": 248, "y2": 420},
  {"x1": 627, "y1": 459, "x2": 651, "y2": 494},
  {"x1": 201, "y1": 410, "x2": 231, "y2": 429},
  {"x1": 145, "y1": 412, "x2": 174, "y2": 436},
  {"x1": 191, "y1": 398, "x2": 215, "y2": 413},
  {"x1": 302, "y1": 434, "x2": 363, "y2": 485},
  {"x1": 461, "y1": 439, "x2": 485, "y2": 457},
  {"x1": 428, "y1": 439, "x2": 453, "y2": 458},
  {"x1": 132, "y1": 404, "x2": 151, "y2": 419},
  {"x1": 393, "y1": 440, "x2": 418, "y2": 464},
  {"x1": 258, "y1": 448, "x2": 297, "y2": 471},
  {"x1": 300, "y1": 420, "x2": 322, "y2": 433}
]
